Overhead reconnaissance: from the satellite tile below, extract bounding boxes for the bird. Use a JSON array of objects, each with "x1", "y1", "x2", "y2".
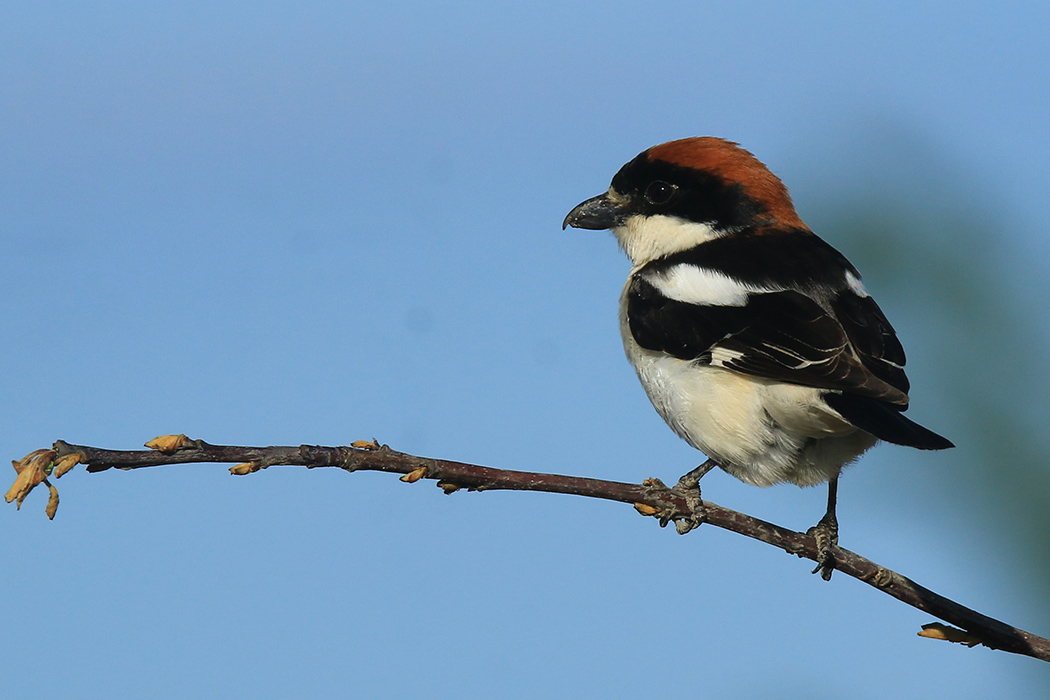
[{"x1": 563, "y1": 137, "x2": 953, "y2": 579}]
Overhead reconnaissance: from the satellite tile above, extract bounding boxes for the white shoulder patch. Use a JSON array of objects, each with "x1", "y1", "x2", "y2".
[
  {"x1": 845, "y1": 270, "x2": 869, "y2": 298},
  {"x1": 646, "y1": 263, "x2": 770, "y2": 307}
]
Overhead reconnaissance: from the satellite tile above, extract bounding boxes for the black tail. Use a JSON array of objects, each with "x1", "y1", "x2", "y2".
[{"x1": 824, "y1": 393, "x2": 954, "y2": 450}]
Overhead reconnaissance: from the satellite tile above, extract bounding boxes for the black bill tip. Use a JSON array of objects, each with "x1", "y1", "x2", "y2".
[{"x1": 563, "y1": 193, "x2": 625, "y2": 230}]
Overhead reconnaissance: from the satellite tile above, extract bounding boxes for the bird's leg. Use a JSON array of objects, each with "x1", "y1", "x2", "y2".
[
  {"x1": 807, "y1": 476, "x2": 839, "y2": 581},
  {"x1": 675, "y1": 459, "x2": 717, "y2": 492},
  {"x1": 639, "y1": 459, "x2": 716, "y2": 534},
  {"x1": 671, "y1": 459, "x2": 717, "y2": 535}
]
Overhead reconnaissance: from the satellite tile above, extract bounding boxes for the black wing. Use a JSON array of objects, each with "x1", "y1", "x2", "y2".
[
  {"x1": 627, "y1": 275, "x2": 907, "y2": 403},
  {"x1": 830, "y1": 290, "x2": 909, "y2": 396},
  {"x1": 626, "y1": 274, "x2": 954, "y2": 449}
]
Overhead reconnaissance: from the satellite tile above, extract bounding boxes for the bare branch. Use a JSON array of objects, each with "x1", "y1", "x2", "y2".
[{"x1": 10, "y1": 436, "x2": 1050, "y2": 663}]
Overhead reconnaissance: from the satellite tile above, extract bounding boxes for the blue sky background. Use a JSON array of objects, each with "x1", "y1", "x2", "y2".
[{"x1": 4, "y1": 2, "x2": 1050, "y2": 697}]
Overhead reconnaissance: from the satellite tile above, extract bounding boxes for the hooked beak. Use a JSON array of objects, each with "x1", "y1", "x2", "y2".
[{"x1": 562, "y1": 193, "x2": 627, "y2": 231}]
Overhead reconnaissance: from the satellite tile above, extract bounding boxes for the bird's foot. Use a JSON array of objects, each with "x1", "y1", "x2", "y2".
[
  {"x1": 638, "y1": 477, "x2": 705, "y2": 534},
  {"x1": 672, "y1": 483, "x2": 706, "y2": 535},
  {"x1": 668, "y1": 461, "x2": 714, "y2": 534},
  {"x1": 806, "y1": 513, "x2": 838, "y2": 581}
]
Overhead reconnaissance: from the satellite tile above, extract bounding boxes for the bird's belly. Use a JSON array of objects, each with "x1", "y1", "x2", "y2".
[{"x1": 625, "y1": 346, "x2": 875, "y2": 487}]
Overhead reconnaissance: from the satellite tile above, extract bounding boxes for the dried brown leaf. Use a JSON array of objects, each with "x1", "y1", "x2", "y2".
[
  {"x1": 45, "y1": 481, "x2": 59, "y2": 520},
  {"x1": 145, "y1": 434, "x2": 194, "y2": 453},
  {"x1": 400, "y1": 466, "x2": 428, "y2": 483},
  {"x1": 437, "y1": 481, "x2": 461, "y2": 494},
  {"x1": 918, "y1": 622, "x2": 982, "y2": 647},
  {"x1": 5, "y1": 450, "x2": 55, "y2": 507},
  {"x1": 53, "y1": 454, "x2": 81, "y2": 478},
  {"x1": 229, "y1": 462, "x2": 264, "y2": 476},
  {"x1": 634, "y1": 503, "x2": 660, "y2": 516}
]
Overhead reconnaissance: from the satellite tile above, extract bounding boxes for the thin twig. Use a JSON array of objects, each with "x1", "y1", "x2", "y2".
[{"x1": 11, "y1": 436, "x2": 1050, "y2": 663}]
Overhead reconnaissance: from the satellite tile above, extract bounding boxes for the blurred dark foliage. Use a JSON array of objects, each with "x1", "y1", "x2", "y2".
[{"x1": 819, "y1": 190, "x2": 1050, "y2": 618}]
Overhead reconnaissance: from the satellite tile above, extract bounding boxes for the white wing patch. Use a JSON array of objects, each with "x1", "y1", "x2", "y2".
[
  {"x1": 845, "y1": 270, "x2": 869, "y2": 298},
  {"x1": 645, "y1": 263, "x2": 774, "y2": 307},
  {"x1": 709, "y1": 346, "x2": 745, "y2": 367}
]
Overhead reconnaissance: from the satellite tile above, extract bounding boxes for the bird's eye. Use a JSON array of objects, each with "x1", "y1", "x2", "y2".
[{"x1": 644, "y1": 181, "x2": 677, "y2": 205}]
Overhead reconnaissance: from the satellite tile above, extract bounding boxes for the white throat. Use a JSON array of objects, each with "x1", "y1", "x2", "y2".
[{"x1": 613, "y1": 214, "x2": 724, "y2": 267}]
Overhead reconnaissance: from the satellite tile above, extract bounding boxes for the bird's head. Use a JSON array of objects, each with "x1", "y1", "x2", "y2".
[{"x1": 563, "y1": 137, "x2": 807, "y2": 266}]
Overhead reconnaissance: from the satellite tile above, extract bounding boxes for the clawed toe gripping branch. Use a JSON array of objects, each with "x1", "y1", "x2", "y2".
[{"x1": 7, "y1": 434, "x2": 1050, "y2": 663}]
